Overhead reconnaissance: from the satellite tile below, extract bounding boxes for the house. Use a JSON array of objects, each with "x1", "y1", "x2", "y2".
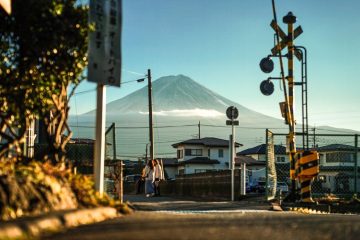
[
  {"x1": 237, "y1": 143, "x2": 288, "y2": 163},
  {"x1": 235, "y1": 155, "x2": 266, "y2": 170},
  {"x1": 237, "y1": 144, "x2": 288, "y2": 185},
  {"x1": 235, "y1": 155, "x2": 266, "y2": 186},
  {"x1": 172, "y1": 137, "x2": 242, "y2": 175},
  {"x1": 315, "y1": 144, "x2": 360, "y2": 193},
  {"x1": 159, "y1": 158, "x2": 178, "y2": 180}
]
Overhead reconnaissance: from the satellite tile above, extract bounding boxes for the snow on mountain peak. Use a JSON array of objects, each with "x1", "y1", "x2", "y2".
[{"x1": 139, "y1": 108, "x2": 224, "y2": 118}]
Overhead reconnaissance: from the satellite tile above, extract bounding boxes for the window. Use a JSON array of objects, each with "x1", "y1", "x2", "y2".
[
  {"x1": 178, "y1": 169, "x2": 185, "y2": 175},
  {"x1": 218, "y1": 149, "x2": 224, "y2": 158},
  {"x1": 326, "y1": 152, "x2": 353, "y2": 163},
  {"x1": 208, "y1": 149, "x2": 210, "y2": 157},
  {"x1": 276, "y1": 156, "x2": 286, "y2": 163},
  {"x1": 195, "y1": 169, "x2": 207, "y2": 173},
  {"x1": 177, "y1": 149, "x2": 184, "y2": 159},
  {"x1": 185, "y1": 149, "x2": 202, "y2": 156}
]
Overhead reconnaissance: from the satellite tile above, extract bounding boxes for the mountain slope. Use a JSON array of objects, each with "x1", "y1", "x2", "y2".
[
  {"x1": 85, "y1": 74, "x2": 282, "y2": 126},
  {"x1": 73, "y1": 74, "x2": 359, "y2": 160}
]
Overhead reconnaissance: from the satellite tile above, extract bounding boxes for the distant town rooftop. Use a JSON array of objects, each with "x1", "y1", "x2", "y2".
[
  {"x1": 316, "y1": 144, "x2": 359, "y2": 152},
  {"x1": 237, "y1": 144, "x2": 286, "y2": 155},
  {"x1": 172, "y1": 137, "x2": 242, "y2": 148}
]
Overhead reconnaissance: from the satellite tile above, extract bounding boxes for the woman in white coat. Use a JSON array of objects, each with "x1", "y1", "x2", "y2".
[
  {"x1": 154, "y1": 159, "x2": 164, "y2": 196},
  {"x1": 143, "y1": 160, "x2": 155, "y2": 197}
]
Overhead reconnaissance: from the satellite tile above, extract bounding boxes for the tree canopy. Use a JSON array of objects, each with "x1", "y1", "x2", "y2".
[{"x1": 0, "y1": 0, "x2": 89, "y2": 161}]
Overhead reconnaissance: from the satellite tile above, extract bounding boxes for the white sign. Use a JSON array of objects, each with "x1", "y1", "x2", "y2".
[
  {"x1": 89, "y1": 0, "x2": 122, "y2": 86},
  {"x1": 0, "y1": 0, "x2": 11, "y2": 14}
]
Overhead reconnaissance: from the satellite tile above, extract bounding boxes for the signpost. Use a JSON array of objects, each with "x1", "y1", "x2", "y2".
[
  {"x1": 89, "y1": 0, "x2": 122, "y2": 195},
  {"x1": 226, "y1": 106, "x2": 239, "y2": 201}
]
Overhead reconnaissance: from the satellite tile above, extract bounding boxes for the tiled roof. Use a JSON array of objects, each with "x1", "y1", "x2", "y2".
[
  {"x1": 237, "y1": 144, "x2": 286, "y2": 155},
  {"x1": 177, "y1": 157, "x2": 220, "y2": 166},
  {"x1": 172, "y1": 137, "x2": 242, "y2": 148},
  {"x1": 159, "y1": 158, "x2": 178, "y2": 166},
  {"x1": 316, "y1": 144, "x2": 359, "y2": 152},
  {"x1": 235, "y1": 156, "x2": 265, "y2": 166}
]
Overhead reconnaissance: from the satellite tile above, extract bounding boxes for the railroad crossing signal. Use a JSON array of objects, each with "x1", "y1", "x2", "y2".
[
  {"x1": 259, "y1": 57, "x2": 274, "y2": 73},
  {"x1": 259, "y1": 10, "x2": 320, "y2": 203},
  {"x1": 260, "y1": 80, "x2": 274, "y2": 96},
  {"x1": 270, "y1": 19, "x2": 303, "y2": 61}
]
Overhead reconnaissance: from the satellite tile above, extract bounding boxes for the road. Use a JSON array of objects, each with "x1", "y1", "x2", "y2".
[{"x1": 42, "y1": 195, "x2": 360, "y2": 240}]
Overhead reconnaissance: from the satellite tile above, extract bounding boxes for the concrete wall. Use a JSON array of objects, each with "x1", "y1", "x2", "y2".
[{"x1": 124, "y1": 170, "x2": 247, "y2": 200}]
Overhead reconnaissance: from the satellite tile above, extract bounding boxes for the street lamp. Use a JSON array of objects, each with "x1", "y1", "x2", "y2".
[
  {"x1": 128, "y1": 69, "x2": 154, "y2": 163},
  {"x1": 121, "y1": 78, "x2": 145, "y2": 85}
]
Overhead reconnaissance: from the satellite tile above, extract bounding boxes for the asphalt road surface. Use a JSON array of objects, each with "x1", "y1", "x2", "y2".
[{"x1": 42, "y1": 195, "x2": 360, "y2": 240}]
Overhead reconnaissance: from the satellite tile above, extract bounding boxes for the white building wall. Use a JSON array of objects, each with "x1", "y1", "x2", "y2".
[
  {"x1": 183, "y1": 164, "x2": 216, "y2": 174},
  {"x1": 209, "y1": 147, "x2": 229, "y2": 169},
  {"x1": 246, "y1": 153, "x2": 289, "y2": 163},
  {"x1": 177, "y1": 146, "x2": 185, "y2": 161},
  {"x1": 180, "y1": 145, "x2": 208, "y2": 161},
  {"x1": 321, "y1": 151, "x2": 360, "y2": 167},
  {"x1": 175, "y1": 144, "x2": 235, "y2": 174}
]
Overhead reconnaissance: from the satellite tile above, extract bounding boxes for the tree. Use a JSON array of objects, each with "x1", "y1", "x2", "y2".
[{"x1": 0, "y1": 0, "x2": 89, "y2": 163}]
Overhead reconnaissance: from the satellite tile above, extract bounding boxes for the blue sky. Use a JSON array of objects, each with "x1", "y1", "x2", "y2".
[{"x1": 71, "y1": 0, "x2": 360, "y2": 132}]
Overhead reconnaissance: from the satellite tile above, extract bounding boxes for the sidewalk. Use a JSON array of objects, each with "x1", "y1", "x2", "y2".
[
  {"x1": 0, "y1": 207, "x2": 118, "y2": 240},
  {"x1": 0, "y1": 195, "x2": 272, "y2": 239},
  {"x1": 124, "y1": 194, "x2": 272, "y2": 211}
]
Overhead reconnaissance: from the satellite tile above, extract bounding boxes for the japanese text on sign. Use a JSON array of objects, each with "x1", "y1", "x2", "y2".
[{"x1": 89, "y1": 0, "x2": 122, "y2": 86}]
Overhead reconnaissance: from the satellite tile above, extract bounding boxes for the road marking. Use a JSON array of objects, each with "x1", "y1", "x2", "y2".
[{"x1": 154, "y1": 209, "x2": 277, "y2": 215}]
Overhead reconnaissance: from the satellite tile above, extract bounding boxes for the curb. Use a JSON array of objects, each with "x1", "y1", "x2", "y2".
[{"x1": 0, "y1": 207, "x2": 118, "y2": 240}]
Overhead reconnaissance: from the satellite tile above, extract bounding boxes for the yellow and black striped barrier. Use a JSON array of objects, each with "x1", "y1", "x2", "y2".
[{"x1": 295, "y1": 151, "x2": 319, "y2": 202}]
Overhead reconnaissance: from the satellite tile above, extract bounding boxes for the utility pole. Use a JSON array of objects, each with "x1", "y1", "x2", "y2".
[
  {"x1": 145, "y1": 143, "x2": 149, "y2": 162},
  {"x1": 147, "y1": 69, "x2": 154, "y2": 161},
  {"x1": 313, "y1": 127, "x2": 316, "y2": 148},
  {"x1": 198, "y1": 121, "x2": 201, "y2": 139}
]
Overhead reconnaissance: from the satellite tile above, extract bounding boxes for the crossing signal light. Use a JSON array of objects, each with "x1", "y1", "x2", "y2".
[
  {"x1": 259, "y1": 57, "x2": 274, "y2": 73},
  {"x1": 260, "y1": 80, "x2": 274, "y2": 96}
]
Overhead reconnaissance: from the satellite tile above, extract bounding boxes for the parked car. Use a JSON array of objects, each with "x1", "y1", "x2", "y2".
[
  {"x1": 123, "y1": 174, "x2": 141, "y2": 183},
  {"x1": 253, "y1": 181, "x2": 267, "y2": 193},
  {"x1": 276, "y1": 182, "x2": 289, "y2": 193}
]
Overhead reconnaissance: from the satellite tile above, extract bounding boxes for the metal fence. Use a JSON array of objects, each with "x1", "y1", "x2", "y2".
[
  {"x1": 33, "y1": 123, "x2": 119, "y2": 196},
  {"x1": 266, "y1": 129, "x2": 359, "y2": 200}
]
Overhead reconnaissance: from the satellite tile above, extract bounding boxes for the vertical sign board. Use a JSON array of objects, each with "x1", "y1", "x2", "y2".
[
  {"x1": 88, "y1": 0, "x2": 122, "y2": 195},
  {"x1": 89, "y1": 0, "x2": 122, "y2": 86}
]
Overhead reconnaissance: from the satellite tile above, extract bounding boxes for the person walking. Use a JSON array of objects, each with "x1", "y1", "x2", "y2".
[
  {"x1": 154, "y1": 159, "x2": 164, "y2": 196},
  {"x1": 135, "y1": 167, "x2": 145, "y2": 194},
  {"x1": 143, "y1": 160, "x2": 155, "y2": 197}
]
